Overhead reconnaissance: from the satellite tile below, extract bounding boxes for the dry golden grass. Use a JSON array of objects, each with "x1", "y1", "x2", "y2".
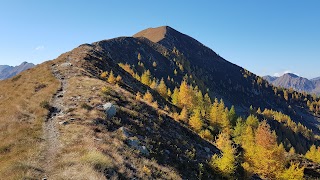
[{"x1": 0, "y1": 61, "x2": 59, "y2": 179}]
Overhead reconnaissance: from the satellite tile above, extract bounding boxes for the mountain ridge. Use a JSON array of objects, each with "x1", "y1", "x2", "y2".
[
  {"x1": 263, "y1": 73, "x2": 320, "y2": 95},
  {"x1": 0, "y1": 61, "x2": 35, "y2": 80}
]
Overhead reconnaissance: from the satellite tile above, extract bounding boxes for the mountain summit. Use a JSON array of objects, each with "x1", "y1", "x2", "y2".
[{"x1": 133, "y1": 26, "x2": 170, "y2": 43}]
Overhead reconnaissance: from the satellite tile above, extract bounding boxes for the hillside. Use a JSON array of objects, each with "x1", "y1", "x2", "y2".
[
  {"x1": 0, "y1": 61, "x2": 35, "y2": 80},
  {"x1": 1, "y1": 26, "x2": 320, "y2": 179},
  {"x1": 264, "y1": 73, "x2": 320, "y2": 95}
]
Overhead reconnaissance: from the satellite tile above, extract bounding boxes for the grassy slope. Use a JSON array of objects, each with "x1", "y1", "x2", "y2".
[{"x1": 0, "y1": 61, "x2": 59, "y2": 179}]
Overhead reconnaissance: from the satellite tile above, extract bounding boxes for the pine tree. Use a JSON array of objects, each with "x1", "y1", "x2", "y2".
[
  {"x1": 204, "y1": 93, "x2": 212, "y2": 118},
  {"x1": 141, "y1": 70, "x2": 151, "y2": 85},
  {"x1": 189, "y1": 109, "x2": 203, "y2": 132},
  {"x1": 232, "y1": 117, "x2": 245, "y2": 144},
  {"x1": 107, "y1": 70, "x2": 116, "y2": 84},
  {"x1": 196, "y1": 90, "x2": 204, "y2": 115},
  {"x1": 229, "y1": 105, "x2": 237, "y2": 127},
  {"x1": 158, "y1": 78, "x2": 168, "y2": 97},
  {"x1": 143, "y1": 90, "x2": 153, "y2": 103}
]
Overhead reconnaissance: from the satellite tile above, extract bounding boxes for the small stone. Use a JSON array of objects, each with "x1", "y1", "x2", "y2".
[
  {"x1": 59, "y1": 121, "x2": 68, "y2": 125},
  {"x1": 204, "y1": 147, "x2": 210, "y2": 153},
  {"x1": 140, "y1": 146, "x2": 149, "y2": 156}
]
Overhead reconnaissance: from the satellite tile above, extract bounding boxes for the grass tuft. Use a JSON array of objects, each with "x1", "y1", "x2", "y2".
[{"x1": 81, "y1": 150, "x2": 114, "y2": 171}]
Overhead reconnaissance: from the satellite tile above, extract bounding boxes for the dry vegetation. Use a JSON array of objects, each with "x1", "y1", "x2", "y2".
[{"x1": 0, "y1": 61, "x2": 59, "y2": 179}]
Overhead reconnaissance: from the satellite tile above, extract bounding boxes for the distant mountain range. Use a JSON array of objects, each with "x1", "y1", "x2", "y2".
[
  {"x1": 263, "y1": 73, "x2": 320, "y2": 95},
  {"x1": 0, "y1": 62, "x2": 35, "y2": 80}
]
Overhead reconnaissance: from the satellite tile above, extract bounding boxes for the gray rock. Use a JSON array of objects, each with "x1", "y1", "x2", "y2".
[
  {"x1": 204, "y1": 147, "x2": 210, "y2": 153},
  {"x1": 60, "y1": 62, "x2": 72, "y2": 67},
  {"x1": 128, "y1": 139, "x2": 140, "y2": 148},
  {"x1": 127, "y1": 138, "x2": 149, "y2": 156},
  {"x1": 165, "y1": 150, "x2": 170, "y2": 154},
  {"x1": 140, "y1": 146, "x2": 149, "y2": 156},
  {"x1": 118, "y1": 126, "x2": 131, "y2": 138},
  {"x1": 103, "y1": 102, "x2": 117, "y2": 119}
]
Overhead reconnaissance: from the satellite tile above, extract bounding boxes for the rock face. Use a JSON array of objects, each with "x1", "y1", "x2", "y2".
[
  {"x1": 0, "y1": 61, "x2": 35, "y2": 80},
  {"x1": 103, "y1": 102, "x2": 117, "y2": 119}
]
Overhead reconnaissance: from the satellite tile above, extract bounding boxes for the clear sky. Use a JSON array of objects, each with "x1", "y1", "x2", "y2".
[{"x1": 1, "y1": 0, "x2": 319, "y2": 78}]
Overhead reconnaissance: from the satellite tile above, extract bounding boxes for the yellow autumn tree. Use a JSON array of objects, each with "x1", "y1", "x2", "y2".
[
  {"x1": 149, "y1": 79, "x2": 157, "y2": 89},
  {"x1": 280, "y1": 162, "x2": 304, "y2": 180},
  {"x1": 167, "y1": 88, "x2": 172, "y2": 97},
  {"x1": 199, "y1": 129, "x2": 214, "y2": 141},
  {"x1": 136, "y1": 92, "x2": 142, "y2": 100},
  {"x1": 253, "y1": 121, "x2": 285, "y2": 179},
  {"x1": 143, "y1": 90, "x2": 153, "y2": 103},
  {"x1": 107, "y1": 70, "x2": 116, "y2": 84},
  {"x1": 141, "y1": 70, "x2": 151, "y2": 86},
  {"x1": 305, "y1": 145, "x2": 320, "y2": 163},
  {"x1": 157, "y1": 78, "x2": 167, "y2": 98},
  {"x1": 171, "y1": 87, "x2": 179, "y2": 105},
  {"x1": 241, "y1": 126, "x2": 256, "y2": 177},
  {"x1": 211, "y1": 132, "x2": 237, "y2": 178},
  {"x1": 100, "y1": 71, "x2": 108, "y2": 79},
  {"x1": 189, "y1": 109, "x2": 203, "y2": 132},
  {"x1": 116, "y1": 75, "x2": 122, "y2": 83},
  {"x1": 178, "y1": 80, "x2": 192, "y2": 108},
  {"x1": 179, "y1": 106, "x2": 188, "y2": 123},
  {"x1": 209, "y1": 98, "x2": 219, "y2": 127},
  {"x1": 221, "y1": 108, "x2": 231, "y2": 135}
]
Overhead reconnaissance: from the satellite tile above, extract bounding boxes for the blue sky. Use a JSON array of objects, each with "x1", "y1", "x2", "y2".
[{"x1": 1, "y1": 1, "x2": 319, "y2": 78}]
